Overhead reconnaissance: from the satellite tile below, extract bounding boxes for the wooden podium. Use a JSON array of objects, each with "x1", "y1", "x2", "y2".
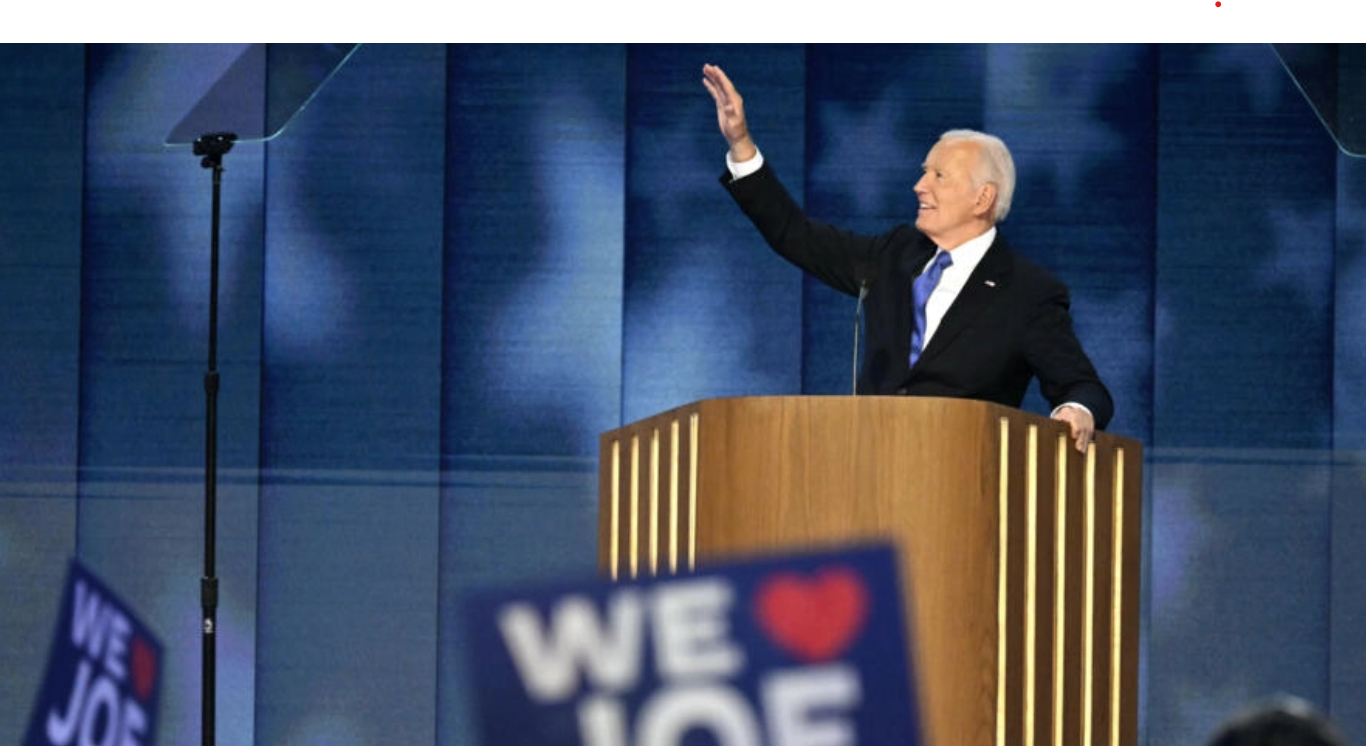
[{"x1": 598, "y1": 396, "x2": 1141, "y2": 746}]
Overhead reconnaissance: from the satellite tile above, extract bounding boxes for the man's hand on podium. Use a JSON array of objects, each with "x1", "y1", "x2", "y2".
[{"x1": 1052, "y1": 405, "x2": 1095, "y2": 453}]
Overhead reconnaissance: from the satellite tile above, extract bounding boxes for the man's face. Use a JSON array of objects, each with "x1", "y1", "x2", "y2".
[{"x1": 913, "y1": 139, "x2": 993, "y2": 249}]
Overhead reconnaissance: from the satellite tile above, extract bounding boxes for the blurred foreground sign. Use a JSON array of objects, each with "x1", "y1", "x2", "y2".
[
  {"x1": 24, "y1": 561, "x2": 163, "y2": 746},
  {"x1": 464, "y1": 545, "x2": 920, "y2": 746}
]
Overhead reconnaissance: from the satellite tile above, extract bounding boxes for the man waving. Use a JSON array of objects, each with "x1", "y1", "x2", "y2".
[{"x1": 703, "y1": 63, "x2": 1112, "y2": 451}]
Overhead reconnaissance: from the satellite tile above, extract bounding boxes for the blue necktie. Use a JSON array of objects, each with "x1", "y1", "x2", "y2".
[{"x1": 909, "y1": 251, "x2": 953, "y2": 368}]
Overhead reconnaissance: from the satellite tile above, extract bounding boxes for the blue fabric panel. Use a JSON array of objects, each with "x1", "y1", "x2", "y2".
[
  {"x1": 1330, "y1": 152, "x2": 1366, "y2": 737},
  {"x1": 255, "y1": 44, "x2": 444, "y2": 746},
  {"x1": 1155, "y1": 44, "x2": 1334, "y2": 450},
  {"x1": 1332, "y1": 155, "x2": 1366, "y2": 451},
  {"x1": 443, "y1": 44, "x2": 626, "y2": 456},
  {"x1": 81, "y1": 44, "x2": 266, "y2": 471},
  {"x1": 983, "y1": 44, "x2": 1157, "y2": 441},
  {"x1": 259, "y1": 44, "x2": 444, "y2": 471},
  {"x1": 622, "y1": 44, "x2": 805, "y2": 423},
  {"x1": 438, "y1": 461, "x2": 598, "y2": 746},
  {"x1": 1147, "y1": 44, "x2": 1336, "y2": 745},
  {"x1": 1330, "y1": 464, "x2": 1366, "y2": 740},
  {"x1": 804, "y1": 44, "x2": 987, "y2": 395},
  {"x1": 0, "y1": 44, "x2": 85, "y2": 471},
  {"x1": 1148, "y1": 454, "x2": 1331, "y2": 743},
  {"x1": 439, "y1": 42, "x2": 628, "y2": 746},
  {"x1": 0, "y1": 43, "x2": 84, "y2": 746},
  {"x1": 78, "y1": 43, "x2": 265, "y2": 746}
]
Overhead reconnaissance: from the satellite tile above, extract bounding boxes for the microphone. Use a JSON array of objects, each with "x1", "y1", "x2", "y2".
[{"x1": 851, "y1": 263, "x2": 876, "y2": 395}]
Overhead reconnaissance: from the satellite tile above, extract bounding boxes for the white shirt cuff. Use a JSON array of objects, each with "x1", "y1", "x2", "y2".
[
  {"x1": 725, "y1": 148, "x2": 764, "y2": 180},
  {"x1": 1050, "y1": 402, "x2": 1093, "y2": 420}
]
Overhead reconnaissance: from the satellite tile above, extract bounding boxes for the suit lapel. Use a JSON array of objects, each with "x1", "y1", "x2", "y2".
[{"x1": 915, "y1": 237, "x2": 1013, "y2": 368}]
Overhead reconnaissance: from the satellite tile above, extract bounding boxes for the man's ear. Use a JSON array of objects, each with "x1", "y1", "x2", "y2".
[{"x1": 974, "y1": 182, "x2": 998, "y2": 218}]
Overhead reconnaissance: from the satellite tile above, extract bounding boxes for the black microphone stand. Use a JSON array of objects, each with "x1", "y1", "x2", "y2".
[
  {"x1": 852, "y1": 282, "x2": 870, "y2": 395},
  {"x1": 192, "y1": 131, "x2": 236, "y2": 746},
  {"x1": 851, "y1": 263, "x2": 875, "y2": 396}
]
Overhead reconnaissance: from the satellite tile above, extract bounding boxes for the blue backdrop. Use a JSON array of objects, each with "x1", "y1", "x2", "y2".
[{"x1": 2, "y1": 43, "x2": 1364, "y2": 745}]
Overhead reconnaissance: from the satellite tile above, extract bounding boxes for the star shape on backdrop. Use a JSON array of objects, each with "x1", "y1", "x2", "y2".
[
  {"x1": 1257, "y1": 202, "x2": 1335, "y2": 301},
  {"x1": 987, "y1": 45, "x2": 1130, "y2": 208},
  {"x1": 810, "y1": 96, "x2": 918, "y2": 219},
  {"x1": 1201, "y1": 44, "x2": 1293, "y2": 117}
]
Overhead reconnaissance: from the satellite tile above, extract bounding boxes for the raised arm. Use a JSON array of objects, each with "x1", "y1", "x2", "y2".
[{"x1": 702, "y1": 64, "x2": 758, "y2": 163}]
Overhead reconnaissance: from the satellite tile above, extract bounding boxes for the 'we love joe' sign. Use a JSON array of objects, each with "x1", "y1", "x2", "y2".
[
  {"x1": 24, "y1": 561, "x2": 163, "y2": 746},
  {"x1": 464, "y1": 545, "x2": 921, "y2": 746}
]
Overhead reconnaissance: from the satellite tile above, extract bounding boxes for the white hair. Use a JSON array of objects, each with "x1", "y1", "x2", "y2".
[{"x1": 938, "y1": 129, "x2": 1015, "y2": 223}]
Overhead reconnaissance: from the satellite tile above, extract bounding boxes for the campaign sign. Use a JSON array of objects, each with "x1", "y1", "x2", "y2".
[
  {"x1": 464, "y1": 545, "x2": 921, "y2": 746},
  {"x1": 23, "y1": 561, "x2": 163, "y2": 746}
]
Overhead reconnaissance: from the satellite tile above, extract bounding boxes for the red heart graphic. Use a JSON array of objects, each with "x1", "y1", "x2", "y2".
[
  {"x1": 753, "y1": 567, "x2": 870, "y2": 662},
  {"x1": 130, "y1": 636, "x2": 158, "y2": 703}
]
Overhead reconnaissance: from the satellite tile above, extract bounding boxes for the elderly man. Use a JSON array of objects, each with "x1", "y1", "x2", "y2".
[{"x1": 703, "y1": 63, "x2": 1113, "y2": 452}]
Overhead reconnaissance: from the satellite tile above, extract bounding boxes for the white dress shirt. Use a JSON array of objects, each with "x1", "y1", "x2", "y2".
[{"x1": 918, "y1": 229, "x2": 994, "y2": 352}]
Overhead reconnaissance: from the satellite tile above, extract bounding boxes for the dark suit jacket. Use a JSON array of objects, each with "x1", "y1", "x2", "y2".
[{"x1": 723, "y1": 162, "x2": 1113, "y2": 429}]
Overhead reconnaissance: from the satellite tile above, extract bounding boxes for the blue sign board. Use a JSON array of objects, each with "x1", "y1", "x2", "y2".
[
  {"x1": 464, "y1": 544, "x2": 920, "y2": 746},
  {"x1": 24, "y1": 561, "x2": 163, "y2": 746}
]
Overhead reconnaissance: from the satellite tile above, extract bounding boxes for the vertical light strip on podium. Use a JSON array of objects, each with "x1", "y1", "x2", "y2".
[
  {"x1": 610, "y1": 440, "x2": 620, "y2": 580},
  {"x1": 1110, "y1": 449, "x2": 1126, "y2": 746},
  {"x1": 650, "y1": 428, "x2": 660, "y2": 575},
  {"x1": 689, "y1": 413, "x2": 699, "y2": 571},
  {"x1": 669, "y1": 419, "x2": 680, "y2": 574},
  {"x1": 630, "y1": 434, "x2": 640, "y2": 579},
  {"x1": 1054, "y1": 436, "x2": 1069, "y2": 746},
  {"x1": 1025, "y1": 424, "x2": 1039, "y2": 746},
  {"x1": 998, "y1": 417, "x2": 1011, "y2": 746},
  {"x1": 1083, "y1": 445, "x2": 1098, "y2": 746}
]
